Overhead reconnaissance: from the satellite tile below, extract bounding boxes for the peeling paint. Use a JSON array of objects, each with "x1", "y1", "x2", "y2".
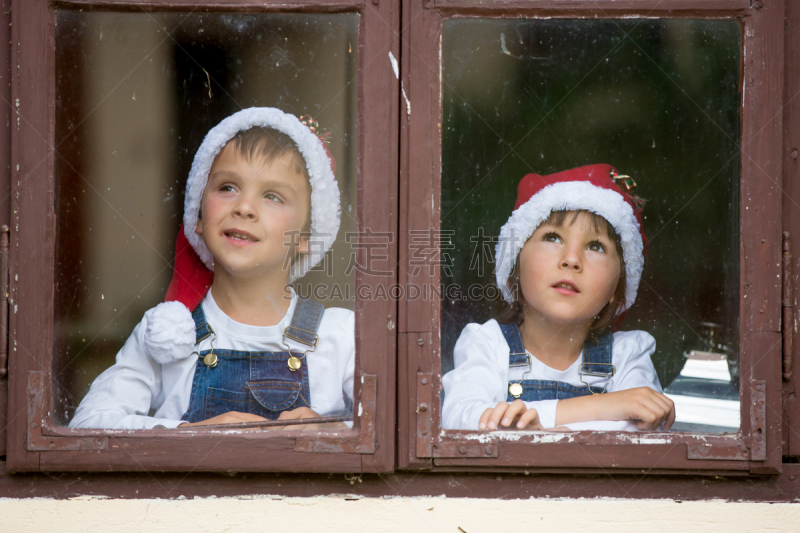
[
  {"x1": 460, "y1": 431, "x2": 574, "y2": 444},
  {"x1": 448, "y1": 430, "x2": 712, "y2": 446},
  {"x1": 388, "y1": 52, "x2": 399, "y2": 79}
]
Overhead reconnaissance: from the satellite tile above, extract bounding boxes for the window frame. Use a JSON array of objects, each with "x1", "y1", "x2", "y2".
[
  {"x1": 782, "y1": 0, "x2": 800, "y2": 462},
  {"x1": 398, "y1": 0, "x2": 786, "y2": 474},
  {"x1": 6, "y1": 0, "x2": 400, "y2": 473}
]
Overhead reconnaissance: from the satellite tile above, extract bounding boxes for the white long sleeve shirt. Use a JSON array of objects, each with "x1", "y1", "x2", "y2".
[
  {"x1": 441, "y1": 319, "x2": 661, "y2": 431},
  {"x1": 69, "y1": 290, "x2": 355, "y2": 430}
]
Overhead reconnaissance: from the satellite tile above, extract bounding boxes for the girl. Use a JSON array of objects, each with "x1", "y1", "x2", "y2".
[{"x1": 441, "y1": 164, "x2": 675, "y2": 432}]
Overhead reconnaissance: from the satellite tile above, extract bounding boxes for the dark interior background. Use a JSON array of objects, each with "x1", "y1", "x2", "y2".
[
  {"x1": 440, "y1": 19, "x2": 742, "y2": 396},
  {"x1": 53, "y1": 11, "x2": 359, "y2": 425}
]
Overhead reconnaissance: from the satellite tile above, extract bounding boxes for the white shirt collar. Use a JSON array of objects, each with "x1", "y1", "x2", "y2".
[{"x1": 201, "y1": 287, "x2": 299, "y2": 341}]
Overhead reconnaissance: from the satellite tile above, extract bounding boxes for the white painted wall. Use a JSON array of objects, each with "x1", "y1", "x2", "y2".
[{"x1": 2, "y1": 497, "x2": 799, "y2": 532}]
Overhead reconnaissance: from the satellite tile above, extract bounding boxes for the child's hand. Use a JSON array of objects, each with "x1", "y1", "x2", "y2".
[
  {"x1": 606, "y1": 388, "x2": 675, "y2": 430},
  {"x1": 180, "y1": 411, "x2": 269, "y2": 427},
  {"x1": 557, "y1": 387, "x2": 675, "y2": 430},
  {"x1": 278, "y1": 407, "x2": 320, "y2": 421},
  {"x1": 278, "y1": 407, "x2": 348, "y2": 431},
  {"x1": 479, "y1": 400, "x2": 544, "y2": 431}
]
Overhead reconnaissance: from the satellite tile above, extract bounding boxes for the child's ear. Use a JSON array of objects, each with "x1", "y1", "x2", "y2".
[{"x1": 195, "y1": 214, "x2": 203, "y2": 235}]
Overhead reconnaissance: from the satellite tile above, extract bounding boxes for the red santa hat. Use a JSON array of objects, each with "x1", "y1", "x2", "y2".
[
  {"x1": 143, "y1": 108, "x2": 340, "y2": 365},
  {"x1": 495, "y1": 163, "x2": 647, "y2": 313}
]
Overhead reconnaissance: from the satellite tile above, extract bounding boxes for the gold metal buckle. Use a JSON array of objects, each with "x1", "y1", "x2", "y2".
[
  {"x1": 508, "y1": 351, "x2": 530, "y2": 367},
  {"x1": 283, "y1": 328, "x2": 320, "y2": 348},
  {"x1": 508, "y1": 382, "x2": 524, "y2": 398},
  {"x1": 198, "y1": 333, "x2": 219, "y2": 368},
  {"x1": 282, "y1": 328, "x2": 319, "y2": 372},
  {"x1": 508, "y1": 354, "x2": 533, "y2": 399},
  {"x1": 578, "y1": 363, "x2": 614, "y2": 394}
]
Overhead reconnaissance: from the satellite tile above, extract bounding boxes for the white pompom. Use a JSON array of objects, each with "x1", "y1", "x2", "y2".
[{"x1": 143, "y1": 301, "x2": 197, "y2": 365}]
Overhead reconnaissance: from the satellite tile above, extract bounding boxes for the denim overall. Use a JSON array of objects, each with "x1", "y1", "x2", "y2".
[
  {"x1": 500, "y1": 323, "x2": 615, "y2": 402},
  {"x1": 181, "y1": 298, "x2": 324, "y2": 423}
]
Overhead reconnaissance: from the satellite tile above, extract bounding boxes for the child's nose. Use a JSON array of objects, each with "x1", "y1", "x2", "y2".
[
  {"x1": 560, "y1": 245, "x2": 582, "y2": 271},
  {"x1": 232, "y1": 193, "x2": 258, "y2": 220}
]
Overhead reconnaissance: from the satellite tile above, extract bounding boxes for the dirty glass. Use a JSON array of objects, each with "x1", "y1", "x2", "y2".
[
  {"x1": 54, "y1": 11, "x2": 359, "y2": 428},
  {"x1": 441, "y1": 19, "x2": 741, "y2": 433}
]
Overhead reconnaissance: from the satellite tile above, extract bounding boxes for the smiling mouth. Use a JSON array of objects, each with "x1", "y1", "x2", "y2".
[
  {"x1": 224, "y1": 230, "x2": 259, "y2": 242},
  {"x1": 553, "y1": 282, "x2": 579, "y2": 293}
]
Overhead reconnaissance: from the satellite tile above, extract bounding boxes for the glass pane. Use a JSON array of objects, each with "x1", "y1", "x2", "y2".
[
  {"x1": 441, "y1": 19, "x2": 741, "y2": 433},
  {"x1": 54, "y1": 11, "x2": 359, "y2": 428}
]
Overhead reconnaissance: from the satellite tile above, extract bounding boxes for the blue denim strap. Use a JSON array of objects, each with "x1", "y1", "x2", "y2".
[
  {"x1": 284, "y1": 297, "x2": 324, "y2": 347},
  {"x1": 505, "y1": 379, "x2": 607, "y2": 402},
  {"x1": 192, "y1": 304, "x2": 214, "y2": 344},
  {"x1": 499, "y1": 323, "x2": 528, "y2": 366},
  {"x1": 580, "y1": 329, "x2": 614, "y2": 376}
]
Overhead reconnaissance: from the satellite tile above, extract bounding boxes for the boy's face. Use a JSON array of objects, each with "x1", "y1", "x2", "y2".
[
  {"x1": 196, "y1": 143, "x2": 311, "y2": 281},
  {"x1": 517, "y1": 211, "x2": 621, "y2": 328}
]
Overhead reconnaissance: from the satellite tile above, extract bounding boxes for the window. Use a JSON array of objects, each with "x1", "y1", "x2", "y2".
[
  {"x1": 54, "y1": 10, "x2": 360, "y2": 427},
  {"x1": 439, "y1": 17, "x2": 742, "y2": 434},
  {"x1": 1, "y1": 0, "x2": 797, "y2": 491},
  {"x1": 7, "y1": 0, "x2": 399, "y2": 473},
  {"x1": 399, "y1": 0, "x2": 786, "y2": 474}
]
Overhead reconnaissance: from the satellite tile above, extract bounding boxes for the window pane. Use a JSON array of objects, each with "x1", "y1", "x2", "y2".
[
  {"x1": 54, "y1": 11, "x2": 358, "y2": 427},
  {"x1": 441, "y1": 19, "x2": 741, "y2": 433}
]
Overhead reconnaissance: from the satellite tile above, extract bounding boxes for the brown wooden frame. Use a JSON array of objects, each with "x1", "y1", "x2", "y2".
[
  {"x1": 399, "y1": 0, "x2": 786, "y2": 474},
  {"x1": 782, "y1": 0, "x2": 800, "y2": 461},
  {"x1": 6, "y1": 0, "x2": 399, "y2": 473}
]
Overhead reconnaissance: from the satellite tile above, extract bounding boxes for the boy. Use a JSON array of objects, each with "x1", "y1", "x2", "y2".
[{"x1": 70, "y1": 108, "x2": 354, "y2": 430}]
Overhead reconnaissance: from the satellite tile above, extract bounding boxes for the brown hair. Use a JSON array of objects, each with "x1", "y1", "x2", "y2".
[{"x1": 496, "y1": 209, "x2": 627, "y2": 342}]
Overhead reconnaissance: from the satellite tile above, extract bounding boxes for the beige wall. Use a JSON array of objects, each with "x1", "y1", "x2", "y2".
[{"x1": 3, "y1": 497, "x2": 799, "y2": 532}]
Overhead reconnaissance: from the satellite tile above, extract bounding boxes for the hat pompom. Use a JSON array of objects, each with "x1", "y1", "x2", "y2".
[
  {"x1": 143, "y1": 301, "x2": 197, "y2": 365},
  {"x1": 142, "y1": 226, "x2": 211, "y2": 365}
]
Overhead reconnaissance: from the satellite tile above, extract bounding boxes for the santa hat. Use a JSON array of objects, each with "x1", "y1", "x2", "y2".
[
  {"x1": 143, "y1": 108, "x2": 340, "y2": 365},
  {"x1": 495, "y1": 163, "x2": 647, "y2": 313}
]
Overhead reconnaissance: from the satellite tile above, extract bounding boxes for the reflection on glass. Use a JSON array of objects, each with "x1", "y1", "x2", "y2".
[
  {"x1": 441, "y1": 19, "x2": 741, "y2": 433},
  {"x1": 54, "y1": 11, "x2": 358, "y2": 426}
]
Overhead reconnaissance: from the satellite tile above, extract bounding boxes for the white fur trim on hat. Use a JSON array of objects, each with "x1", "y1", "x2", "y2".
[
  {"x1": 494, "y1": 181, "x2": 644, "y2": 312},
  {"x1": 183, "y1": 107, "x2": 341, "y2": 282},
  {"x1": 143, "y1": 301, "x2": 197, "y2": 365}
]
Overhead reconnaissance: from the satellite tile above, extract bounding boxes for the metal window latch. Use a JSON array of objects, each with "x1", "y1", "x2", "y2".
[{"x1": 783, "y1": 231, "x2": 793, "y2": 381}]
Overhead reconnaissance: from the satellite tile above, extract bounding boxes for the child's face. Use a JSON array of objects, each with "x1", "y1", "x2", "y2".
[
  {"x1": 517, "y1": 211, "x2": 621, "y2": 328},
  {"x1": 195, "y1": 143, "x2": 311, "y2": 281}
]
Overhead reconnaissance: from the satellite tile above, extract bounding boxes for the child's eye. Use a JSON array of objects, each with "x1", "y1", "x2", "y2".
[
  {"x1": 219, "y1": 184, "x2": 236, "y2": 193},
  {"x1": 264, "y1": 193, "x2": 284, "y2": 204},
  {"x1": 587, "y1": 241, "x2": 606, "y2": 253},
  {"x1": 542, "y1": 232, "x2": 562, "y2": 243}
]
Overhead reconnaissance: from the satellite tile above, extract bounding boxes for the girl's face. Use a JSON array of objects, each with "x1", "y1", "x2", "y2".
[{"x1": 517, "y1": 211, "x2": 622, "y2": 329}]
